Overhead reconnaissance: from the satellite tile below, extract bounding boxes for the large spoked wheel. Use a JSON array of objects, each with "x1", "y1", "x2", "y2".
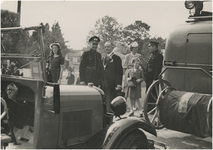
[
  {"x1": 144, "y1": 79, "x2": 175, "y2": 129},
  {"x1": 1, "y1": 98, "x2": 8, "y2": 120},
  {"x1": 116, "y1": 130, "x2": 149, "y2": 149}
]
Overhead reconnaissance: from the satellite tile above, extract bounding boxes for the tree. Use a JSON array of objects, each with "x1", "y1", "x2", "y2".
[
  {"x1": 88, "y1": 15, "x2": 123, "y2": 54},
  {"x1": 1, "y1": 10, "x2": 19, "y2": 28},
  {"x1": 122, "y1": 20, "x2": 151, "y2": 54},
  {"x1": 51, "y1": 22, "x2": 69, "y2": 56},
  {"x1": 1, "y1": 10, "x2": 71, "y2": 68}
]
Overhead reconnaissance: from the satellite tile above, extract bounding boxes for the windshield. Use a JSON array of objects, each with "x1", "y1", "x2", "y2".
[
  {"x1": 1, "y1": 27, "x2": 45, "y2": 80},
  {"x1": 203, "y1": 1, "x2": 212, "y2": 13}
]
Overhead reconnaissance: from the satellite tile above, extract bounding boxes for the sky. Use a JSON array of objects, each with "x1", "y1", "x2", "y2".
[{"x1": 1, "y1": 0, "x2": 191, "y2": 50}]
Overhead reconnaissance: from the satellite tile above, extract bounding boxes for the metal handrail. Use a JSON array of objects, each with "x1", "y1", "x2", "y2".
[
  {"x1": 159, "y1": 66, "x2": 212, "y2": 79},
  {"x1": 1, "y1": 25, "x2": 42, "y2": 32}
]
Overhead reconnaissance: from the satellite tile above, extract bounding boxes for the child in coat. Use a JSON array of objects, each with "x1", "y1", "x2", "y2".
[{"x1": 126, "y1": 58, "x2": 145, "y2": 117}]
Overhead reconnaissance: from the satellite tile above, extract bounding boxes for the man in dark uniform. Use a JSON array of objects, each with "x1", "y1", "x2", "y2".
[
  {"x1": 79, "y1": 36, "x2": 103, "y2": 87},
  {"x1": 101, "y1": 41, "x2": 123, "y2": 113},
  {"x1": 145, "y1": 41, "x2": 163, "y2": 92}
]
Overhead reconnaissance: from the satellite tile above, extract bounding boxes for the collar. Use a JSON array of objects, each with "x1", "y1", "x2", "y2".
[
  {"x1": 152, "y1": 49, "x2": 159, "y2": 54},
  {"x1": 90, "y1": 49, "x2": 96, "y2": 52},
  {"x1": 130, "y1": 52, "x2": 139, "y2": 57},
  {"x1": 107, "y1": 51, "x2": 114, "y2": 57}
]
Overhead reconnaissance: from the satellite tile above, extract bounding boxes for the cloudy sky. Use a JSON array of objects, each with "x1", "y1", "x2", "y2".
[{"x1": 1, "y1": 0, "x2": 191, "y2": 49}]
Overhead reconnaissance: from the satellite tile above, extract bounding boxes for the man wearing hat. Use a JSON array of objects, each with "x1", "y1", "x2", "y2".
[
  {"x1": 79, "y1": 36, "x2": 103, "y2": 86},
  {"x1": 145, "y1": 41, "x2": 163, "y2": 91}
]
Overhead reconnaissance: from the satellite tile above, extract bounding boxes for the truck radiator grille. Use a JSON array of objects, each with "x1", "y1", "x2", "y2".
[{"x1": 62, "y1": 110, "x2": 92, "y2": 140}]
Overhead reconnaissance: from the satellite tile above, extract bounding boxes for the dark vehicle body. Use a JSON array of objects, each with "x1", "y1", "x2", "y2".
[
  {"x1": 143, "y1": 0, "x2": 212, "y2": 138},
  {"x1": 163, "y1": 1, "x2": 212, "y2": 94}
]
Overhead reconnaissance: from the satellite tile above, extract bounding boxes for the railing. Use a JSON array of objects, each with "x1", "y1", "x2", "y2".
[{"x1": 159, "y1": 66, "x2": 212, "y2": 79}]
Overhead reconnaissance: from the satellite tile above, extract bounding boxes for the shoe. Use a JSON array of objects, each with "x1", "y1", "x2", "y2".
[
  {"x1": 139, "y1": 113, "x2": 143, "y2": 117},
  {"x1": 129, "y1": 112, "x2": 134, "y2": 116}
]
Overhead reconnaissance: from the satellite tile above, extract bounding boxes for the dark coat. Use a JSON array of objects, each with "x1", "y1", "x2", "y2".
[
  {"x1": 101, "y1": 54, "x2": 123, "y2": 92},
  {"x1": 79, "y1": 49, "x2": 103, "y2": 86},
  {"x1": 145, "y1": 50, "x2": 163, "y2": 81}
]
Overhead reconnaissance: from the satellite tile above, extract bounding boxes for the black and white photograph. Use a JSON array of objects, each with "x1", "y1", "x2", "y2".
[{"x1": 1, "y1": 0, "x2": 212, "y2": 149}]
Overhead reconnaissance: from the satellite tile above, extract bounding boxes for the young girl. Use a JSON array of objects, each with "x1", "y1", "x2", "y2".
[
  {"x1": 47, "y1": 42, "x2": 64, "y2": 83},
  {"x1": 126, "y1": 58, "x2": 145, "y2": 117}
]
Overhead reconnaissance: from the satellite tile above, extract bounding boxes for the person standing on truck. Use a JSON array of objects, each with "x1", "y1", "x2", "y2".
[
  {"x1": 46, "y1": 42, "x2": 64, "y2": 84},
  {"x1": 79, "y1": 36, "x2": 102, "y2": 87},
  {"x1": 101, "y1": 41, "x2": 123, "y2": 113},
  {"x1": 145, "y1": 41, "x2": 163, "y2": 91}
]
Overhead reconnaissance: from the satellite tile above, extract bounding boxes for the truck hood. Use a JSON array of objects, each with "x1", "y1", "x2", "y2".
[{"x1": 45, "y1": 85, "x2": 103, "y2": 98}]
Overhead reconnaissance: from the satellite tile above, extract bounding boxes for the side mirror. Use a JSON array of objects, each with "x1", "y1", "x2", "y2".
[{"x1": 46, "y1": 82, "x2": 60, "y2": 114}]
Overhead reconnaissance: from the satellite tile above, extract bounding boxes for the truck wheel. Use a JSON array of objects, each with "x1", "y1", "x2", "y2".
[
  {"x1": 117, "y1": 130, "x2": 149, "y2": 149},
  {"x1": 143, "y1": 79, "x2": 175, "y2": 129}
]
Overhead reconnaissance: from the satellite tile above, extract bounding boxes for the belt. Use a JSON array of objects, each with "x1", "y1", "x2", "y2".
[{"x1": 86, "y1": 66, "x2": 96, "y2": 70}]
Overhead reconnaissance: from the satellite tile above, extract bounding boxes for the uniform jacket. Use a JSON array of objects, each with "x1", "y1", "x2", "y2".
[
  {"x1": 145, "y1": 50, "x2": 163, "y2": 80},
  {"x1": 79, "y1": 49, "x2": 103, "y2": 86},
  {"x1": 101, "y1": 53, "x2": 123, "y2": 91}
]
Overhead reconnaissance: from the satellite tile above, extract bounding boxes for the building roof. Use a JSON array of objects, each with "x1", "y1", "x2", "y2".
[{"x1": 66, "y1": 50, "x2": 83, "y2": 57}]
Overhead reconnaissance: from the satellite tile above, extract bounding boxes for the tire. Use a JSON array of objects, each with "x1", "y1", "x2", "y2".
[{"x1": 116, "y1": 130, "x2": 149, "y2": 149}]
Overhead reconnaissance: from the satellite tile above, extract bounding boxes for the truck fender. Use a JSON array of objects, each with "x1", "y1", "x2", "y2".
[{"x1": 102, "y1": 117, "x2": 157, "y2": 149}]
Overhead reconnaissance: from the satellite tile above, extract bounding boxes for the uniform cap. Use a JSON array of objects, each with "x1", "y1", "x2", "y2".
[
  {"x1": 148, "y1": 41, "x2": 159, "y2": 47},
  {"x1": 130, "y1": 41, "x2": 138, "y2": 48},
  {"x1": 89, "y1": 36, "x2": 100, "y2": 43}
]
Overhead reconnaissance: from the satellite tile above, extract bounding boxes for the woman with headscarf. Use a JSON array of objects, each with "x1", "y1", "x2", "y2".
[
  {"x1": 46, "y1": 42, "x2": 64, "y2": 83},
  {"x1": 123, "y1": 42, "x2": 141, "y2": 72}
]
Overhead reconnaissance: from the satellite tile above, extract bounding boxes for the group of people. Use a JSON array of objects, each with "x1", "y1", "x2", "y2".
[
  {"x1": 79, "y1": 37, "x2": 123, "y2": 113},
  {"x1": 46, "y1": 36, "x2": 163, "y2": 117},
  {"x1": 79, "y1": 36, "x2": 163, "y2": 116}
]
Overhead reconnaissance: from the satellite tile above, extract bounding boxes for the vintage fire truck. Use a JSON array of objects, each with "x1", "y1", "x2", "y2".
[
  {"x1": 0, "y1": 26, "x2": 165, "y2": 149},
  {"x1": 143, "y1": 0, "x2": 212, "y2": 138}
]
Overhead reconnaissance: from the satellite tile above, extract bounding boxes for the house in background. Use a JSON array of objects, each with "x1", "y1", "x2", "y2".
[{"x1": 65, "y1": 50, "x2": 83, "y2": 73}]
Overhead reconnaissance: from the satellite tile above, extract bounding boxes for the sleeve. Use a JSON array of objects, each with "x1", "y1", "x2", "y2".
[
  {"x1": 79, "y1": 52, "x2": 87, "y2": 82},
  {"x1": 126, "y1": 69, "x2": 132, "y2": 80},
  {"x1": 153, "y1": 54, "x2": 163, "y2": 80},
  {"x1": 115, "y1": 56, "x2": 123, "y2": 85},
  {"x1": 140, "y1": 69, "x2": 145, "y2": 80},
  {"x1": 60, "y1": 57, "x2": 65, "y2": 65},
  {"x1": 98, "y1": 54, "x2": 103, "y2": 86},
  {"x1": 122, "y1": 54, "x2": 129, "y2": 69},
  {"x1": 47, "y1": 56, "x2": 51, "y2": 63}
]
